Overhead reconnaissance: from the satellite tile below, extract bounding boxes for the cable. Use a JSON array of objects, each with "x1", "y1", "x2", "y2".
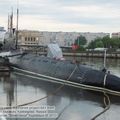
[
  {"x1": 91, "y1": 93, "x2": 110, "y2": 120},
  {"x1": 12, "y1": 67, "x2": 120, "y2": 96},
  {"x1": 103, "y1": 71, "x2": 108, "y2": 87},
  {"x1": 91, "y1": 70, "x2": 111, "y2": 120}
]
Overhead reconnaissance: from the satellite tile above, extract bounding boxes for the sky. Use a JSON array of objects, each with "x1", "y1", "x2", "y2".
[{"x1": 0, "y1": 0, "x2": 120, "y2": 33}]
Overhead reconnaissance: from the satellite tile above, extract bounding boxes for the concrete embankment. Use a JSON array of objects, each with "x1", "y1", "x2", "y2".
[
  {"x1": 31, "y1": 51, "x2": 120, "y2": 59},
  {"x1": 63, "y1": 52, "x2": 120, "y2": 58}
]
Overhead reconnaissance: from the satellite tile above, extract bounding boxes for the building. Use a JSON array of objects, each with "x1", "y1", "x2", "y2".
[
  {"x1": 112, "y1": 32, "x2": 120, "y2": 38},
  {"x1": 0, "y1": 27, "x2": 6, "y2": 44},
  {"x1": 18, "y1": 30, "x2": 44, "y2": 50},
  {"x1": 0, "y1": 27, "x2": 5, "y2": 31},
  {"x1": 40, "y1": 32, "x2": 110, "y2": 47},
  {"x1": 17, "y1": 30, "x2": 110, "y2": 49}
]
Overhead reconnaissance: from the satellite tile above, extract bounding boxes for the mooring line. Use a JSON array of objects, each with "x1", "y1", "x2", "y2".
[
  {"x1": 91, "y1": 93, "x2": 110, "y2": 120},
  {"x1": 12, "y1": 67, "x2": 120, "y2": 96},
  {"x1": 91, "y1": 70, "x2": 111, "y2": 120}
]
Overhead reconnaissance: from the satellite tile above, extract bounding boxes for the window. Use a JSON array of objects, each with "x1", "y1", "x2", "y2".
[
  {"x1": 28, "y1": 37, "x2": 30, "y2": 41},
  {"x1": 25, "y1": 37, "x2": 27, "y2": 41}
]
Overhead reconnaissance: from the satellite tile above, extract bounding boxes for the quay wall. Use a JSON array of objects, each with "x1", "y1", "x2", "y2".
[
  {"x1": 63, "y1": 52, "x2": 120, "y2": 58},
  {"x1": 37, "y1": 52, "x2": 120, "y2": 58}
]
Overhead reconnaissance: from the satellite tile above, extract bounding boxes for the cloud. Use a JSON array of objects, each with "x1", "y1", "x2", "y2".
[
  {"x1": 63, "y1": 5, "x2": 120, "y2": 18},
  {"x1": 0, "y1": 0, "x2": 120, "y2": 32},
  {"x1": 16, "y1": 15, "x2": 119, "y2": 33},
  {"x1": 18, "y1": 15, "x2": 97, "y2": 32}
]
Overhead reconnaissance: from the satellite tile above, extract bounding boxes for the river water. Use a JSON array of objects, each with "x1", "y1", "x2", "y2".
[{"x1": 0, "y1": 57, "x2": 120, "y2": 120}]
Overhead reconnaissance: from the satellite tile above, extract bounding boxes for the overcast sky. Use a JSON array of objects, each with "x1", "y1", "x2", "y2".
[{"x1": 0, "y1": 0, "x2": 120, "y2": 33}]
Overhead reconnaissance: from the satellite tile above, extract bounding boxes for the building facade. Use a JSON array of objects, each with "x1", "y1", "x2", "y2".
[
  {"x1": 40, "y1": 32, "x2": 110, "y2": 46},
  {"x1": 18, "y1": 30, "x2": 110, "y2": 49},
  {"x1": 18, "y1": 30, "x2": 44, "y2": 50},
  {"x1": 112, "y1": 32, "x2": 120, "y2": 38}
]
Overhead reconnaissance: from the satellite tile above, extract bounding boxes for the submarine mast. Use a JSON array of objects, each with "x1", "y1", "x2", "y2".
[{"x1": 15, "y1": 1, "x2": 19, "y2": 49}]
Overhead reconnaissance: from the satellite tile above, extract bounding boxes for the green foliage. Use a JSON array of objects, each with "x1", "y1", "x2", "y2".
[
  {"x1": 102, "y1": 36, "x2": 111, "y2": 48},
  {"x1": 75, "y1": 35, "x2": 87, "y2": 46},
  {"x1": 77, "y1": 46, "x2": 86, "y2": 52},
  {"x1": 87, "y1": 40, "x2": 96, "y2": 49},
  {"x1": 96, "y1": 40, "x2": 104, "y2": 48},
  {"x1": 87, "y1": 37, "x2": 104, "y2": 49},
  {"x1": 110, "y1": 37, "x2": 120, "y2": 48},
  {"x1": 72, "y1": 34, "x2": 120, "y2": 52},
  {"x1": 87, "y1": 35, "x2": 120, "y2": 49}
]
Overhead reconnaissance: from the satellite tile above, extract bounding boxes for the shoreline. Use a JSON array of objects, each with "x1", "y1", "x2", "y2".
[
  {"x1": 63, "y1": 52, "x2": 120, "y2": 59},
  {"x1": 37, "y1": 51, "x2": 120, "y2": 59}
]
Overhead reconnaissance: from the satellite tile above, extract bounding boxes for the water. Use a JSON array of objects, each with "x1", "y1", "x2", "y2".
[
  {"x1": 0, "y1": 57, "x2": 120, "y2": 120},
  {"x1": 65, "y1": 57, "x2": 120, "y2": 77}
]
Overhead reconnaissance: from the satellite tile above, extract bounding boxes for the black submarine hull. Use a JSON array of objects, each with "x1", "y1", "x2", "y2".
[{"x1": 9, "y1": 53, "x2": 120, "y2": 92}]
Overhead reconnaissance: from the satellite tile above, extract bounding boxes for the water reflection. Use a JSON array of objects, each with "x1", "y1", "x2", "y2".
[
  {"x1": 0, "y1": 73, "x2": 16, "y2": 107},
  {"x1": 12, "y1": 73, "x2": 120, "y2": 120},
  {"x1": 3, "y1": 76, "x2": 14, "y2": 107},
  {"x1": 10, "y1": 73, "x2": 120, "y2": 105}
]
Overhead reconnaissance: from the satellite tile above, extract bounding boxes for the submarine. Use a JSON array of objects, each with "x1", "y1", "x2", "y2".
[
  {"x1": 6, "y1": 43, "x2": 120, "y2": 94},
  {"x1": 1, "y1": 8, "x2": 119, "y2": 95},
  {"x1": 1, "y1": 7, "x2": 119, "y2": 95}
]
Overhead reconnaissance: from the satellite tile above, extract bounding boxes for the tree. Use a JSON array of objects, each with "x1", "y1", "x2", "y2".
[
  {"x1": 87, "y1": 37, "x2": 104, "y2": 49},
  {"x1": 102, "y1": 36, "x2": 111, "y2": 48},
  {"x1": 87, "y1": 35, "x2": 120, "y2": 50},
  {"x1": 110, "y1": 37, "x2": 120, "y2": 49},
  {"x1": 74, "y1": 35, "x2": 87, "y2": 46},
  {"x1": 87, "y1": 40, "x2": 96, "y2": 49},
  {"x1": 95, "y1": 40, "x2": 104, "y2": 48}
]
